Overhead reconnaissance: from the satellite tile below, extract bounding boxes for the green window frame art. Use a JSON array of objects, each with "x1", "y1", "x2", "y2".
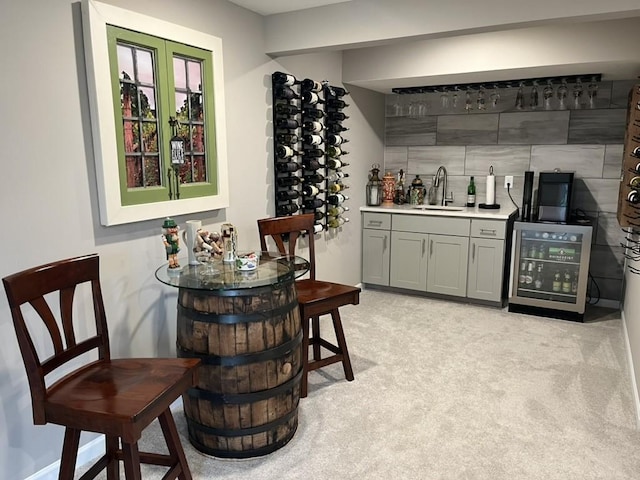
[{"x1": 82, "y1": 0, "x2": 229, "y2": 226}]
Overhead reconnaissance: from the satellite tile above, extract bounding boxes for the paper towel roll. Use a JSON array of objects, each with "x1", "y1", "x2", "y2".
[{"x1": 486, "y1": 173, "x2": 495, "y2": 205}]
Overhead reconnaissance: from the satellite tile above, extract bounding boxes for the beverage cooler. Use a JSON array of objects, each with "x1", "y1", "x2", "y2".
[{"x1": 508, "y1": 221, "x2": 592, "y2": 321}]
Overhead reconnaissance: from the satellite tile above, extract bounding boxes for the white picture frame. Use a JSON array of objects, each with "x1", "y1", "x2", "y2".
[{"x1": 81, "y1": 0, "x2": 229, "y2": 226}]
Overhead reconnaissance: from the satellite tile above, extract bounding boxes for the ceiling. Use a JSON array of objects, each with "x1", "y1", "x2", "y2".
[{"x1": 227, "y1": 0, "x2": 351, "y2": 16}]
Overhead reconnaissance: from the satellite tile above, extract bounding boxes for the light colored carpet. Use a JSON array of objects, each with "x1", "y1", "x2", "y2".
[{"x1": 80, "y1": 289, "x2": 640, "y2": 479}]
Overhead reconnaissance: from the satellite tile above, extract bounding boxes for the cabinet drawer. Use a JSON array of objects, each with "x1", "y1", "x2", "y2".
[
  {"x1": 363, "y1": 212, "x2": 391, "y2": 230},
  {"x1": 471, "y1": 219, "x2": 505, "y2": 239},
  {"x1": 392, "y1": 215, "x2": 470, "y2": 236}
]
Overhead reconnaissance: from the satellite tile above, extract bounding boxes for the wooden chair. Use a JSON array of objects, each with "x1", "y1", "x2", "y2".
[
  {"x1": 257, "y1": 213, "x2": 360, "y2": 397},
  {"x1": 2, "y1": 254, "x2": 200, "y2": 480}
]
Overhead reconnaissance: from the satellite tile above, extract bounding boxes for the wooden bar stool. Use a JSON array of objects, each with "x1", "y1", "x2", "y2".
[
  {"x1": 2, "y1": 254, "x2": 200, "y2": 480},
  {"x1": 257, "y1": 214, "x2": 360, "y2": 397}
]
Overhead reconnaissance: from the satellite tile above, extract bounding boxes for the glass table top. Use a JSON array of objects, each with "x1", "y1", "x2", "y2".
[{"x1": 155, "y1": 252, "x2": 309, "y2": 291}]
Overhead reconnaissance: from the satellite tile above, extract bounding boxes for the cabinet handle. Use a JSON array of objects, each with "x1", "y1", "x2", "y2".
[
  {"x1": 369, "y1": 220, "x2": 383, "y2": 226},
  {"x1": 430, "y1": 239, "x2": 434, "y2": 257},
  {"x1": 480, "y1": 228, "x2": 497, "y2": 236},
  {"x1": 472, "y1": 243, "x2": 476, "y2": 262},
  {"x1": 422, "y1": 238, "x2": 426, "y2": 256},
  {"x1": 383, "y1": 236, "x2": 387, "y2": 251}
]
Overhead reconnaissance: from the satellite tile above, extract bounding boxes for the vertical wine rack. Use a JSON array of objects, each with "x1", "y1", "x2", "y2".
[
  {"x1": 271, "y1": 72, "x2": 351, "y2": 233},
  {"x1": 617, "y1": 83, "x2": 640, "y2": 229}
]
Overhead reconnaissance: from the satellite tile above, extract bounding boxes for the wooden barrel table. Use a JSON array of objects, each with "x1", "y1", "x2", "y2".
[{"x1": 156, "y1": 253, "x2": 308, "y2": 458}]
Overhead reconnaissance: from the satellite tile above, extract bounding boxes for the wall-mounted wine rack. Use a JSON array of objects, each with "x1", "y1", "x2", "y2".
[
  {"x1": 271, "y1": 71, "x2": 351, "y2": 233},
  {"x1": 616, "y1": 82, "x2": 640, "y2": 274}
]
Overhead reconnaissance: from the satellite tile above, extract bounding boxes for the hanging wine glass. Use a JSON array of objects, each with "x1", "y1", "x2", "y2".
[
  {"x1": 557, "y1": 79, "x2": 568, "y2": 110},
  {"x1": 451, "y1": 88, "x2": 459, "y2": 109},
  {"x1": 573, "y1": 78, "x2": 583, "y2": 109},
  {"x1": 515, "y1": 82, "x2": 524, "y2": 110},
  {"x1": 490, "y1": 84, "x2": 500, "y2": 108},
  {"x1": 440, "y1": 88, "x2": 450, "y2": 110},
  {"x1": 476, "y1": 86, "x2": 486, "y2": 111},
  {"x1": 543, "y1": 80, "x2": 554, "y2": 110},
  {"x1": 391, "y1": 93, "x2": 402, "y2": 116},
  {"x1": 465, "y1": 90, "x2": 473, "y2": 113},
  {"x1": 530, "y1": 81, "x2": 539, "y2": 110},
  {"x1": 588, "y1": 76, "x2": 598, "y2": 109}
]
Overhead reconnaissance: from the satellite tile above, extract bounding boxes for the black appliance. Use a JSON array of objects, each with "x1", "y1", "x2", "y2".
[
  {"x1": 536, "y1": 171, "x2": 574, "y2": 223},
  {"x1": 521, "y1": 171, "x2": 534, "y2": 222}
]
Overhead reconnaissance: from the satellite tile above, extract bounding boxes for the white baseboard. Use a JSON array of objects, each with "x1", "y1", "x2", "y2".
[
  {"x1": 25, "y1": 435, "x2": 105, "y2": 480},
  {"x1": 621, "y1": 310, "x2": 640, "y2": 429},
  {"x1": 24, "y1": 398, "x2": 185, "y2": 480}
]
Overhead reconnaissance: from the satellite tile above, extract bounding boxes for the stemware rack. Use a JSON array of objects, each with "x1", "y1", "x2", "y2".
[
  {"x1": 271, "y1": 72, "x2": 351, "y2": 233},
  {"x1": 616, "y1": 82, "x2": 640, "y2": 274}
]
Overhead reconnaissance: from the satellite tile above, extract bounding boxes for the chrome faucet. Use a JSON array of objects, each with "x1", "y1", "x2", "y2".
[{"x1": 433, "y1": 166, "x2": 454, "y2": 206}]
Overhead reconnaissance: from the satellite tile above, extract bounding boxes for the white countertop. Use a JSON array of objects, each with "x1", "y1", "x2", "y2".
[{"x1": 360, "y1": 203, "x2": 518, "y2": 220}]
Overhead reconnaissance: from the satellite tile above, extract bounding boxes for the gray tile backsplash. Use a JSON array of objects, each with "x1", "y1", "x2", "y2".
[
  {"x1": 382, "y1": 80, "x2": 634, "y2": 301},
  {"x1": 499, "y1": 111, "x2": 570, "y2": 144}
]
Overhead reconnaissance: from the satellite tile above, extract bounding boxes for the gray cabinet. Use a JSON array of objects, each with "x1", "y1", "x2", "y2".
[
  {"x1": 467, "y1": 219, "x2": 507, "y2": 303},
  {"x1": 427, "y1": 234, "x2": 469, "y2": 297},
  {"x1": 362, "y1": 213, "x2": 391, "y2": 286},
  {"x1": 361, "y1": 210, "x2": 514, "y2": 305},
  {"x1": 390, "y1": 231, "x2": 428, "y2": 290}
]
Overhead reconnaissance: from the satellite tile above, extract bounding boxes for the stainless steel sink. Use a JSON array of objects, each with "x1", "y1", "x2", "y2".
[{"x1": 412, "y1": 205, "x2": 466, "y2": 211}]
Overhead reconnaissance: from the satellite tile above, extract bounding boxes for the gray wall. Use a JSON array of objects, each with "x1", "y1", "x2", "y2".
[
  {"x1": 383, "y1": 81, "x2": 633, "y2": 302},
  {"x1": 0, "y1": 1, "x2": 382, "y2": 478}
]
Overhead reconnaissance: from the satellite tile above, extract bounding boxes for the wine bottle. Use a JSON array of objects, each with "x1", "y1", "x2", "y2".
[
  {"x1": 327, "y1": 134, "x2": 348, "y2": 146},
  {"x1": 273, "y1": 71, "x2": 298, "y2": 86},
  {"x1": 304, "y1": 173, "x2": 325, "y2": 184},
  {"x1": 275, "y1": 103, "x2": 301, "y2": 115},
  {"x1": 275, "y1": 85, "x2": 300, "y2": 100},
  {"x1": 302, "y1": 134, "x2": 324, "y2": 146},
  {"x1": 276, "y1": 118, "x2": 300, "y2": 130},
  {"x1": 314, "y1": 211, "x2": 325, "y2": 221},
  {"x1": 276, "y1": 189, "x2": 300, "y2": 201},
  {"x1": 562, "y1": 271, "x2": 572, "y2": 293},
  {"x1": 276, "y1": 145, "x2": 301, "y2": 159},
  {"x1": 276, "y1": 133, "x2": 299, "y2": 145},
  {"x1": 302, "y1": 158, "x2": 323, "y2": 171},
  {"x1": 327, "y1": 171, "x2": 349, "y2": 182},
  {"x1": 326, "y1": 123, "x2": 349, "y2": 134},
  {"x1": 303, "y1": 108, "x2": 325, "y2": 119},
  {"x1": 326, "y1": 146, "x2": 348, "y2": 158},
  {"x1": 276, "y1": 162, "x2": 302, "y2": 173},
  {"x1": 327, "y1": 193, "x2": 348, "y2": 205},
  {"x1": 276, "y1": 175, "x2": 301, "y2": 187},
  {"x1": 552, "y1": 271, "x2": 561, "y2": 292},
  {"x1": 466, "y1": 176, "x2": 476, "y2": 207},
  {"x1": 302, "y1": 91, "x2": 323, "y2": 105},
  {"x1": 302, "y1": 184, "x2": 323, "y2": 197},
  {"x1": 327, "y1": 85, "x2": 349, "y2": 97},
  {"x1": 327, "y1": 216, "x2": 349, "y2": 228},
  {"x1": 326, "y1": 111, "x2": 349, "y2": 121},
  {"x1": 277, "y1": 203, "x2": 299, "y2": 215},
  {"x1": 303, "y1": 121, "x2": 324, "y2": 133},
  {"x1": 303, "y1": 198, "x2": 324, "y2": 209},
  {"x1": 301, "y1": 78, "x2": 322, "y2": 92},
  {"x1": 302, "y1": 147, "x2": 324, "y2": 158},
  {"x1": 327, "y1": 205, "x2": 349, "y2": 217},
  {"x1": 327, "y1": 158, "x2": 349, "y2": 170},
  {"x1": 313, "y1": 223, "x2": 324, "y2": 234},
  {"x1": 328, "y1": 182, "x2": 349, "y2": 193},
  {"x1": 326, "y1": 98, "x2": 349, "y2": 109}
]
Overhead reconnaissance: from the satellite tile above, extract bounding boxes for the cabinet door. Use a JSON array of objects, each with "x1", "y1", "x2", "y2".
[
  {"x1": 362, "y1": 229, "x2": 390, "y2": 286},
  {"x1": 467, "y1": 237, "x2": 504, "y2": 302},
  {"x1": 390, "y1": 231, "x2": 428, "y2": 291},
  {"x1": 427, "y1": 234, "x2": 469, "y2": 297}
]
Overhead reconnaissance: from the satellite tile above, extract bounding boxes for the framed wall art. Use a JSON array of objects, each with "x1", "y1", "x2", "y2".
[{"x1": 81, "y1": 0, "x2": 229, "y2": 226}]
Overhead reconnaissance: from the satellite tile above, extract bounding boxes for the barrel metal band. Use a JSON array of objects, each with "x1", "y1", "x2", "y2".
[
  {"x1": 187, "y1": 404, "x2": 298, "y2": 438},
  {"x1": 177, "y1": 329, "x2": 302, "y2": 366},
  {"x1": 187, "y1": 421, "x2": 298, "y2": 459},
  {"x1": 187, "y1": 368, "x2": 303, "y2": 405},
  {"x1": 177, "y1": 298, "x2": 298, "y2": 325}
]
